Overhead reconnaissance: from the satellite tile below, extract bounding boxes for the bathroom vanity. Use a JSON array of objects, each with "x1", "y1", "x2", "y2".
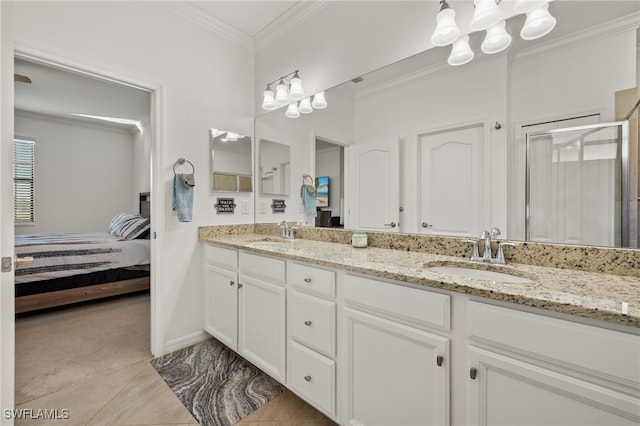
[{"x1": 200, "y1": 228, "x2": 639, "y2": 426}]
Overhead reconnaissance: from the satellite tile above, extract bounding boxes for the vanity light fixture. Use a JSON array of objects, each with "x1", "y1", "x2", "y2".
[
  {"x1": 210, "y1": 128, "x2": 243, "y2": 142},
  {"x1": 261, "y1": 70, "x2": 328, "y2": 118},
  {"x1": 431, "y1": 0, "x2": 556, "y2": 66}
]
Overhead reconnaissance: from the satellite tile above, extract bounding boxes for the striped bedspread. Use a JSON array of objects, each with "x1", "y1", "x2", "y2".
[{"x1": 15, "y1": 232, "x2": 151, "y2": 284}]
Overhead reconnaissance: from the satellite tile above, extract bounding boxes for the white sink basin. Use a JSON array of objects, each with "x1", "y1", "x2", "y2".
[{"x1": 427, "y1": 266, "x2": 533, "y2": 283}]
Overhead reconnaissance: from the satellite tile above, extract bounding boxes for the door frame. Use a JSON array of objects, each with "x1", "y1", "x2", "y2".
[
  {"x1": 11, "y1": 47, "x2": 165, "y2": 353},
  {"x1": 412, "y1": 119, "x2": 491, "y2": 235}
]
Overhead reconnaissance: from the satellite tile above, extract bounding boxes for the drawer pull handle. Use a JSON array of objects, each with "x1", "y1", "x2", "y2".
[
  {"x1": 304, "y1": 375, "x2": 312, "y2": 382},
  {"x1": 304, "y1": 278, "x2": 312, "y2": 283},
  {"x1": 229, "y1": 281, "x2": 235, "y2": 286},
  {"x1": 436, "y1": 355, "x2": 444, "y2": 367},
  {"x1": 304, "y1": 320, "x2": 312, "y2": 326},
  {"x1": 470, "y1": 367, "x2": 477, "y2": 380}
]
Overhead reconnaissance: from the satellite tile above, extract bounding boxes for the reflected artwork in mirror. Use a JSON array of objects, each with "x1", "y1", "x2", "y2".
[
  {"x1": 253, "y1": 0, "x2": 639, "y2": 248},
  {"x1": 259, "y1": 139, "x2": 291, "y2": 196},
  {"x1": 210, "y1": 129, "x2": 252, "y2": 192}
]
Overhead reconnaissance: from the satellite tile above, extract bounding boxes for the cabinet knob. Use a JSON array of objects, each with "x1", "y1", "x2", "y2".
[
  {"x1": 436, "y1": 355, "x2": 444, "y2": 367},
  {"x1": 470, "y1": 367, "x2": 478, "y2": 380},
  {"x1": 238, "y1": 283, "x2": 243, "y2": 289},
  {"x1": 229, "y1": 280, "x2": 235, "y2": 286},
  {"x1": 304, "y1": 277, "x2": 312, "y2": 283},
  {"x1": 304, "y1": 320, "x2": 312, "y2": 326},
  {"x1": 304, "y1": 375, "x2": 312, "y2": 382}
]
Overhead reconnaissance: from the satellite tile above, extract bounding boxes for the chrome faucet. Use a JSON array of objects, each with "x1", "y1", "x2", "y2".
[
  {"x1": 461, "y1": 227, "x2": 516, "y2": 264},
  {"x1": 277, "y1": 221, "x2": 296, "y2": 240}
]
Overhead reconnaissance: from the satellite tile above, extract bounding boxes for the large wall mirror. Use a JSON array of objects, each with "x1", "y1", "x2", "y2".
[
  {"x1": 210, "y1": 129, "x2": 252, "y2": 192},
  {"x1": 254, "y1": 1, "x2": 639, "y2": 248}
]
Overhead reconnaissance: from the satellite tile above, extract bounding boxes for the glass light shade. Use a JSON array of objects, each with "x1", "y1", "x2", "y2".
[
  {"x1": 311, "y1": 92, "x2": 327, "y2": 109},
  {"x1": 481, "y1": 20, "x2": 512, "y2": 54},
  {"x1": 289, "y1": 76, "x2": 305, "y2": 100},
  {"x1": 448, "y1": 35, "x2": 474, "y2": 66},
  {"x1": 520, "y1": 3, "x2": 556, "y2": 40},
  {"x1": 470, "y1": 0, "x2": 504, "y2": 31},
  {"x1": 431, "y1": 8, "x2": 461, "y2": 46},
  {"x1": 285, "y1": 103, "x2": 300, "y2": 118},
  {"x1": 275, "y1": 81, "x2": 289, "y2": 106},
  {"x1": 262, "y1": 89, "x2": 276, "y2": 110},
  {"x1": 513, "y1": 0, "x2": 548, "y2": 14},
  {"x1": 298, "y1": 97, "x2": 313, "y2": 114}
]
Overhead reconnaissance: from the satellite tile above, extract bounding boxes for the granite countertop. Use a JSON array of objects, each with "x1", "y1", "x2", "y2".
[{"x1": 201, "y1": 233, "x2": 640, "y2": 328}]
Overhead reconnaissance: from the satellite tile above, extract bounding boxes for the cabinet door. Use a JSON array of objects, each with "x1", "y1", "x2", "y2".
[
  {"x1": 343, "y1": 307, "x2": 449, "y2": 426},
  {"x1": 238, "y1": 274, "x2": 286, "y2": 382},
  {"x1": 204, "y1": 264, "x2": 238, "y2": 351},
  {"x1": 467, "y1": 346, "x2": 640, "y2": 426}
]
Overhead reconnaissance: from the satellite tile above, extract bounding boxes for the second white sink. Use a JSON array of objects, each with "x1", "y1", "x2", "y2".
[{"x1": 427, "y1": 266, "x2": 533, "y2": 283}]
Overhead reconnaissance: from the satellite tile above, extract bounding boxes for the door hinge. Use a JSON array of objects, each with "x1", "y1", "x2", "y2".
[{"x1": 1, "y1": 257, "x2": 12, "y2": 272}]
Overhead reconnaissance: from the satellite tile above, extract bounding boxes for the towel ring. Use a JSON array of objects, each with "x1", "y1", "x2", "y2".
[
  {"x1": 173, "y1": 157, "x2": 195, "y2": 175},
  {"x1": 302, "y1": 174, "x2": 314, "y2": 186}
]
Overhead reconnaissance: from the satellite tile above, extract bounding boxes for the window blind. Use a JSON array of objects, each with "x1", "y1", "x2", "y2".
[{"x1": 14, "y1": 138, "x2": 35, "y2": 225}]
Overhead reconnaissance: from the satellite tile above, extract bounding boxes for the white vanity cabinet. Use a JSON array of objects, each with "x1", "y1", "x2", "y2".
[
  {"x1": 466, "y1": 301, "x2": 640, "y2": 426},
  {"x1": 203, "y1": 244, "x2": 238, "y2": 350},
  {"x1": 341, "y1": 274, "x2": 451, "y2": 426},
  {"x1": 238, "y1": 252, "x2": 287, "y2": 382},
  {"x1": 287, "y1": 262, "x2": 338, "y2": 419}
]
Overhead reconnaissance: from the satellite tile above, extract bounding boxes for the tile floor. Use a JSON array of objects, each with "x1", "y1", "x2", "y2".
[{"x1": 15, "y1": 292, "x2": 336, "y2": 425}]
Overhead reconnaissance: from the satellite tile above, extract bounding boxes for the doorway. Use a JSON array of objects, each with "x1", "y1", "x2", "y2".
[
  {"x1": 11, "y1": 52, "x2": 159, "y2": 407},
  {"x1": 313, "y1": 136, "x2": 345, "y2": 228}
]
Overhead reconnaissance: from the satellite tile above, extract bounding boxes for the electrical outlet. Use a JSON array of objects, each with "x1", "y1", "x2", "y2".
[{"x1": 259, "y1": 202, "x2": 267, "y2": 214}]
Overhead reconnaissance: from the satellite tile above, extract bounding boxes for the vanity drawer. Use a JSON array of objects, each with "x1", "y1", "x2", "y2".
[
  {"x1": 288, "y1": 341, "x2": 336, "y2": 418},
  {"x1": 205, "y1": 244, "x2": 237, "y2": 269},
  {"x1": 239, "y1": 252, "x2": 285, "y2": 284},
  {"x1": 289, "y1": 290, "x2": 336, "y2": 358},
  {"x1": 343, "y1": 274, "x2": 450, "y2": 331},
  {"x1": 468, "y1": 301, "x2": 640, "y2": 386},
  {"x1": 289, "y1": 262, "x2": 336, "y2": 298}
]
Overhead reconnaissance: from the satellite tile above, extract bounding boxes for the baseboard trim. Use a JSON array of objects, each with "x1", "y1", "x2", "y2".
[{"x1": 164, "y1": 330, "x2": 209, "y2": 354}]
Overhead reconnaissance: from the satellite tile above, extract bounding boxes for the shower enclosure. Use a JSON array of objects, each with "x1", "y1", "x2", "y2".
[{"x1": 526, "y1": 121, "x2": 637, "y2": 248}]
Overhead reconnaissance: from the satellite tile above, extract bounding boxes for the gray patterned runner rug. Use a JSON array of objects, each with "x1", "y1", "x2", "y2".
[{"x1": 150, "y1": 338, "x2": 285, "y2": 425}]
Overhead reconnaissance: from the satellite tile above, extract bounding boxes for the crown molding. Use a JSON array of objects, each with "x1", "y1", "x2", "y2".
[
  {"x1": 162, "y1": 2, "x2": 254, "y2": 51},
  {"x1": 15, "y1": 109, "x2": 135, "y2": 135},
  {"x1": 515, "y1": 12, "x2": 640, "y2": 61},
  {"x1": 255, "y1": 1, "x2": 330, "y2": 51}
]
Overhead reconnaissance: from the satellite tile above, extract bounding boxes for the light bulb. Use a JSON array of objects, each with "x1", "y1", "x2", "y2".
[
  {"x1": 448, "y1": 35, "x2": 474, "y2": 66},
  {"x1": 275, "y1": 79, "x2": 289, "y2": 106},
  {"x1": 298, "y1": 97, "x2": 313, "y2": 114},
  {"x1": 289, "y1": 72, "x2": 305, "y2": 100},
  {"x1": 262, "y1": 88, "x2": 276, "y2": 110},
  {"x1": 311, "y1": 91, "x2": 327, "y2": 109},
  {"x1": 520, "y1": 3, "x2": 556, "y2": 40},
  {"x1": 285, "y1": 103, "x2": 300, "y2": 118},
  {"x1": 431, "y1": 2, "x2": 460, "y2": 46},
  {"x1": 470, "y1": 0, "x2": 504, "y2": 32},
  {"x1": 481, "y1": 20, "x2": 512, "y2": 54}
]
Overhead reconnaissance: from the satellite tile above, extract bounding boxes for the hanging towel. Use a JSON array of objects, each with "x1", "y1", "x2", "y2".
[
  {"x1": 300, "y1": 184, "x2": 317, "y2": 218},
  {"x1": 173, "y1": 173, "x2": 195, "y2": 222}
]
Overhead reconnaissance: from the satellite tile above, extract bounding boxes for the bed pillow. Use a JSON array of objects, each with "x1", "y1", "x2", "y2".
[{"x1": 109, "y1": 213, "x2": 151, "y2": 240}]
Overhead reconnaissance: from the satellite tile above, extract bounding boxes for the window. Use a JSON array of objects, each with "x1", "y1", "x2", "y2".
[{"x1": 14, "y1": 138, "x2": 35, "y2": 225}]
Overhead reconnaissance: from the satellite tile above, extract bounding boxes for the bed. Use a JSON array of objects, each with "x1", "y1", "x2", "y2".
[{"x1": 14, "y1": 193, "x2": 151, "y2": 313}]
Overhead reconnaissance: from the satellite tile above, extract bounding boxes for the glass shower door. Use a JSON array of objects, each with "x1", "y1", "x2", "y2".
[{"x1": 526, "y1": 121, "x2": 633, "y2": 247}]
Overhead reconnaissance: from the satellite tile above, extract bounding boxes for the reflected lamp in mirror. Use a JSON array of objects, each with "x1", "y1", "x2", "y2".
[
  {"x1": 210, "y1": 128, "x2": 252, "y2": 192},
  {"x1": 259, "y1": 139, "x2": 291, "y2": 196},
  {"x1": 261, "y1": 69, "x2": 328, "y2": 119}
]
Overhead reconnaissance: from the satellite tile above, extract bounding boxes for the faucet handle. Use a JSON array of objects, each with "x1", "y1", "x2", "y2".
[
  {"x1": 492, "y1": 241, "x2": 518, "y2": 264},
  {"x1": 460, "y1": 239, "x2": 481, "y2": 262}
]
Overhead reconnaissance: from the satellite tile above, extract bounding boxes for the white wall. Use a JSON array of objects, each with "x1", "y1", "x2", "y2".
[
  {"x1": 15, "y1": 112, "x2": 136, "y2": 234},
  {"x1": 11, "y1": 1, "x2": 254, "y2": 353}
]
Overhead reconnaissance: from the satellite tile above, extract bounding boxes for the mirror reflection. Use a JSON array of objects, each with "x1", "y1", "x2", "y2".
[
  {"x1": 210, "y1": 129, "x2": 252, "y2": 192},
  {"x1": 254, "y1": 1, "x2": 639, "y2": 248},
  {"x1": 259, "y1": 139, "x2": 290, "y2": 195}
]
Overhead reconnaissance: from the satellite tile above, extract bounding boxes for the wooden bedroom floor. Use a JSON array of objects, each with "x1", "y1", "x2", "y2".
[{"x1": 14, "y1": 292, "x2": 333, "y2": 426}]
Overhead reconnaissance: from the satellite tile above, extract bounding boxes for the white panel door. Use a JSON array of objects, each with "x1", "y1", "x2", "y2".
[
  {"x1": 203, "y1": 265, "x2": 238, "y2": 351},
  {"x1": 467, "y1": 346, "x2": 640, "y2": 426},
  {"x1": 238, "y1": 274, "x2": 286, "y2": 382},
  {"x1": 343, "y1": 307, "x2": 449, "y2": 426},
  {"x1": 1, "y1": 3, "x2": 15, "y2": 422},
  {"x1": 348, "y1": 140, "x2": 399, "y2": 232},
  {"x1": 419, "y1": 125, "x2": 484, "y2": 237}
]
